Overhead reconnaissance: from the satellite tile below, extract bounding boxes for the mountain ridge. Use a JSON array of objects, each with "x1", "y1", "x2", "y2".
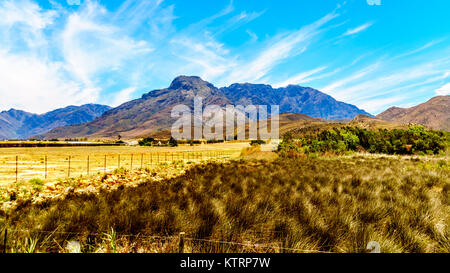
[
  {"x1": 376, "y1": 95, "x2": 450, "y2": 131},
  {"x1": 220, "y1": 83, "x2": 371, "y2": 119},
  {"x1": 0, "y1": 104, "x2": 112, "y2": 140},
  {"x1": 38, "y1": 76, "x2": 372, "y2": 139}
]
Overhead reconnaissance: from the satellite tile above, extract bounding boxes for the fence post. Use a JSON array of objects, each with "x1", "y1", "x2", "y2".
[
  {"x1": 104, "y1": 155, "x2": 107, "y2": 173},
  {"x1": 178, "y1": 232, "x2": 185, "y2": 253},
  {"x1": 45, "y1": 155, "x2": 48, "y2": 179},
  {"x1": 131, "y1": 154, "x2": 133, "y2": 170},
  {"x1": 15, "y1": 156, "x2": 18, "y2": 183},
  {"x1": 3, "y1": 228, "x2": 7, "y2": 254},
  {"x1": 68, "y1": 156, "x2": 71, "y2": 177},
  {"x1": 141, "y1": 154, "x2": 143, "y2": 169},
  {"x1": 87, "y1": 155, "x2": 90, "y2": 176},
  {"x1": 118, "y1": 155, "x2": 121, "y2": 169}
]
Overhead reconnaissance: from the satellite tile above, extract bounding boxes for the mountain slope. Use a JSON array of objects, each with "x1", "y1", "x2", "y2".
[
  {"x1": 40, "y1": 76, "x2": 232, "y2": 139},
  {"x1": 40, "y1": 76, "x2": 372, "y2": 139},
  {"x1": 376, "y1": 96, "x2": 450, "y2": 131},
  {"x1": 220, "y1": 84, "x2": 371, "y2": 119},
  {"x1": 0, "y1": 109, "x2": 35, "y2": 140},
  {"x1": 0, "y1": 104, "x2": 111, "y2": 140}
]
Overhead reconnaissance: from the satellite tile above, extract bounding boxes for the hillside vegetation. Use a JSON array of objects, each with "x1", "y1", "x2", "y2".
[
  {"x1": 1, "y1": 156, "x2": 448, "y2": 253},
  {"x1": 279, "y1": 126, "x2": 449, "y2": 156}
]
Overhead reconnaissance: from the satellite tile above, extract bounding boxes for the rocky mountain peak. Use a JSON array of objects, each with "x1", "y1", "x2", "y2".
[{"x1": 169, "y1": 75, "x2": 214, "y2": 90}]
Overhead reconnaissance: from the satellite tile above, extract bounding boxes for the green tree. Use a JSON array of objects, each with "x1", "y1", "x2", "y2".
[{"x1": 169, "y1": 137, "x2": 178, "y2": 147}]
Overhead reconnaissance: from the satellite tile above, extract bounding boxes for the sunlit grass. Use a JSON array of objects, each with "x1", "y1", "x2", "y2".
[
  {"x1": 1, "y1": 155, "x2": 448, "y2": 253},
  {"x1": 0, "y1": 143, "x2": 247, "y2": 185}
]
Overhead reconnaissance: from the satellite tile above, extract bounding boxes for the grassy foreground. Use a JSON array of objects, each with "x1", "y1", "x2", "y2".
[{"x1": 1, "y1": 155, "x2": 448, "y2": 253}]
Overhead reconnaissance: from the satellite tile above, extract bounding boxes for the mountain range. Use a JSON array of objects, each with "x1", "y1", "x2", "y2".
[
  {"x1": 37, "y1": 76, "x2": 371, "y2": 139},
  {"x1": 1, "y1": 76, "x2": 448, "y2": 140},
  {"x1": 0, "y1": 104, "x2": 111, "y2": 140}
]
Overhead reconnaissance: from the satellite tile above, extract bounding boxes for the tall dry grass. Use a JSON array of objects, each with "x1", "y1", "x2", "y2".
[{"x1": 1, "y1": 156, "x2": 449, "y2": 253}]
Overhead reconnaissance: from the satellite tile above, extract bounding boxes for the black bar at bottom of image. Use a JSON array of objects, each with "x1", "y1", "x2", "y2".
[{"x1": 0, "y1": 253, "x2": 445, "y2": 272}]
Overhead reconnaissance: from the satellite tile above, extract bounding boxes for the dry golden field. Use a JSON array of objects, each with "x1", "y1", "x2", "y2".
[{"x1": 0, "y1": 143, "x2": 248, "y2": 186}]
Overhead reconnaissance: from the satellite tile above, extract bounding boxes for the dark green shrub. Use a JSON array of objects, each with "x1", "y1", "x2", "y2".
[
  {"x1": 250, "y1": 139, "x2": 266, "y2": 146},
  {"x1": 138, "y1": 137, "x2": 155, "y2": 146}
]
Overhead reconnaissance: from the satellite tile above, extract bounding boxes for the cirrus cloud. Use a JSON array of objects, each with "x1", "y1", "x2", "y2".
[{"x1": 436, "y1": 83, "x2": 450, "y2": 95}]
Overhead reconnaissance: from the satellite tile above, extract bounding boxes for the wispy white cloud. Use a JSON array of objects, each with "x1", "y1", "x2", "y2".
[
  {"x1": 0, "y1": 1, "x2": 85, "y2": 113},
  {"x1": 246, "y1": 29, "x2": 258, "y2": 42},
  {"x1": 358, "y1": 96, "x2": 405, "y2": 113},
  {"x1": 322, "y1": 62, "x2": 381, "y2": 96},
  {"x1": 343, "y1": 22, "x2": 373, "y2": 36},
  {"x1": 0, "y1": 0, "x2": 55, "y2": 29},
  {"x1": 394, "y1": 39, "x2": 446, "y2": 59},
  {"x1": 169, "y1": 37, "x2": 236, "y2": 80},
  {"x1": 321, "y1": 55, "x2": 450, "y2": 113},
  {"x1": 213, "y1": 10, "x2": 265, "y2": 36},
  {"x1": 61, "y1": 1, "x2": 153, "y2": 85},
  {"x1": 0, "y1": 0, "x2": 56, "y2": 51},
  {"x1": 273, "y1": 66, "x2": 328, "y2": 88},
  {"x1": 0, "y1": 0, "x2": 343, "y2": 113},
  {"x1": 436, "y1": 83, "x2": 450, "y2": 95},
  {"x1": 164, "y1": 6, "x2": 338, "y2": 87},
  {"x1": 112, "y1": 87, "x2": 137, "y2": 107},
  {"x1": 183, "y1": 0, "x2": 235, "y2": 33},
  {"x1": 0, "y1": 0, "x2": 158, "y2": 113},
  {"x1": 0, "y1": 50, "x2": 95, "y2": 113},
  {"x1": 223, "y1": 12, "x2": 339, "y2": 84}
]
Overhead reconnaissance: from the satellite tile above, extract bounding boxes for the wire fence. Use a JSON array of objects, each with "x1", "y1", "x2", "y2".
[
  {"x1": 0, "y1": 150, "x2": 234, "y2": 185},
  {"x1": 0, "y1": 227, "x2": 346, "y2": 253}
]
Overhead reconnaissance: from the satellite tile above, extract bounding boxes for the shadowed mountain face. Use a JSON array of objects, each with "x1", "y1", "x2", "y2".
[
  {"x1": 0, "y1": 104, "x2": 111, "y2": 140},
  {"x1": 39, "y1": 76, "x2": 372, "y2": 139},
  {"x1": 376, "y1": 96, "x2": 450, "y2": 131},
  {"x1": 220, "y1": 84, "x2": 371, "y2": 119},
  {"x1": 40, "y1": 76, "x2": 232, "y2": 139}
]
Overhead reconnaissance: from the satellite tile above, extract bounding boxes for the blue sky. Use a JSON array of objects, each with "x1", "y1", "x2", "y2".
[{"x1": 0, "y1": 0, "x2": 449, "y2": 114}]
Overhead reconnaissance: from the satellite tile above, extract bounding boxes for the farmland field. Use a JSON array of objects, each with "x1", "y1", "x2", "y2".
[{"x1": 0, "y1": 143, "x2": 249, "y2": 186}]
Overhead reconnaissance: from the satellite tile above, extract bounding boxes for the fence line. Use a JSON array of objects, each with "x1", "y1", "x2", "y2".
[
  {"x1": 0, "y1": 150, "x2": 235, "y2": 184},
  {"x1": 1, "y1": 227, "x2": 340, "y2": 253}
]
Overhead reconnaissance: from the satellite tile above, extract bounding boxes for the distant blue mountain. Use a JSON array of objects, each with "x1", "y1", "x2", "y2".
[
  {"x1": 0, "y1": 104, "x2": 111, "y2": 140},
  {"x1": 220, "y1": 83, "x2": 372, "y2": 120}
]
